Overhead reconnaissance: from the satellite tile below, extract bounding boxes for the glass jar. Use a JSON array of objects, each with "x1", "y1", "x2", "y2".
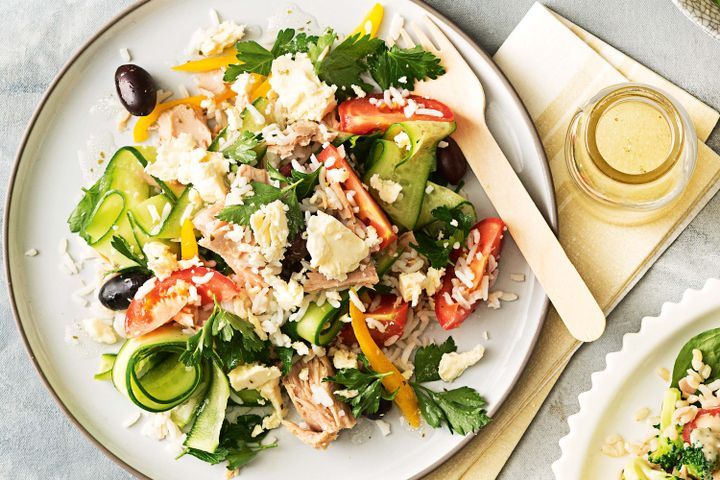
[{"x1": 565, "y1": 83, "x2": 697, "y2": 222}]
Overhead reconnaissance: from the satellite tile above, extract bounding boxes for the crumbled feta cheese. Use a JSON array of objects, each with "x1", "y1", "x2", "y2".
[
  {"x1": 269, "y1": 53, "x2": 337, "y2": 122},
  {"x1": 332, "y1": 349, "x2": 358, "y2": 370},
  {"x1": 326, "y1": 167, "x2": 349, "y2": 184},
  {"x1": 423, "y1": 267, "x2": 445, "y2": 296},
  {"x1": 369, "y1": 174, "x2": 403, "y2": 204},
  {"x1": 335, "y1": 389, "x2": 359, "y2": 399},
  {"x1": 270, "y1": 277, "x2": 304, "y2": 310},
  {"x1": 298, "y1": 367, "x2": 309, "y2": 381},
  {"x1": 143, "y1": 242, "x2": 179, "y2": 280},
  {"x1": 310, "y1": 384, "x2": 335, "y2": 408},
  {"x1": 393, "y1": 131, "x2": 412, "y2": 151},
  {"x1": 397, "y1": 76, "x2": 407, "y2": 84},
  {"x1": 249, "y1": 199, "x2": 289, "y2": 263},
  {"x1": 499, "y1": 292, "x2": 519, "y2": 302},
  {"x1": 230, "y1": 73, "x2": 258, "y2": 112},
  {"x1": 190, "y1": 21, "x2": 245, "y2": 56},
  {"x1": 306, "y1": 211, "x2": 369, "y2": 281},
  {"x1": 438, "y1": 344, "x2": 485, "y2": 382},
  {"x1": 510, "y1": 273, "x2": 526, "y2": 282},
  {"x1": 425, "y1": 184, "x2": 434, "y2": 194},
  {"x1": 375, "y1": 419, "x2": 391, "y2": 436},
  {"x1": 147, "y1": 133, "x2": 229, "y2": 204},
  {"x1": 398, "y1": 272, "x2": 425, "y2": 307},
  {"x1": 228, "y1": 363, "x2": 281, "y2": 391},
  {"x1": 82, "y1": 318, "x2": 118, "y2": 344},
  {"x1": 24, "y1": 248, "x2": 38, "y2": 257},
  {"x1": 438, "y1": 140, "x2": 449, "y2": 149},
  {"x1": 119, "y1": 48, "x2": 132, "y2": 62}
]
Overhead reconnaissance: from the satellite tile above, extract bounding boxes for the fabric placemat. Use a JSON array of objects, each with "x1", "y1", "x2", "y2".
[{"x1": 425, "y1": 3, "x2": 720, "y2": 479}]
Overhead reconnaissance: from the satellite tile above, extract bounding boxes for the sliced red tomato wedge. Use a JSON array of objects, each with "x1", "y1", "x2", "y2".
[
  {"x1": 340, "y1": 294, "x2": 409, "y2": 346},
  {"x1": 682, "y1": 406, "x2": 720, "y2": 444},
  {"x1": 318, "y1": 145, "x2": 397, "y2": 249},
  {"x1": 338, "y1": 95, "x2": 454, "y2": 134},
  {"x1": 434, "y1": 218, "x2": 507, "y2": 330},
  {"x1": 125, "y1": 267, "x2": 239, "y2": 337}
]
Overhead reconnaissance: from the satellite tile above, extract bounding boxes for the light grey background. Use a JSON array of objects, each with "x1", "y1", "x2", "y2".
[{"x1": 1, "y1": 0, "x2": 718, "y2": 479}]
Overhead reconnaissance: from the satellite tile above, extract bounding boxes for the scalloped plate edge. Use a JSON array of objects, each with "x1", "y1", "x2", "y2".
[{"x1": 552, "y1": 277, "x2": 720, "y2": 479}]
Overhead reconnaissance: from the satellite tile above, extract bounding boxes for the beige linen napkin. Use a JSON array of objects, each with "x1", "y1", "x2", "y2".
[{"x1": 425, "y1": 4, "x2": 720, "y2": 479}]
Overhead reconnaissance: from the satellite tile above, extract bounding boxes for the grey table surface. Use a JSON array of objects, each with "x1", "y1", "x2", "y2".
[{"x1": 1, "y1": 0, "x2": 719, "y2": 478}]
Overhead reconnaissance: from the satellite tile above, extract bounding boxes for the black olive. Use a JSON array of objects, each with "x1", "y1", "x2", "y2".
[
  {"x1": 365, "y1": 398, "x2": 393, "y2": 420},
  {"x1": 280, "y1": 236, "x2": 309, "y2": 281},
  {"x1": 115, "y1": 64, "x2": 157, "y2": 116},
  {"x1": 99, "y1": 270, "x2": 152, "y2": 310},
  {"x1": 436, "y1": 137, "x2": 468, "y2": 185}
]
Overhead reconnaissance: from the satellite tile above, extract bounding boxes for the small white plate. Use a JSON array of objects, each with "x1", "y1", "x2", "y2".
[
  {"x1": 5, "y1": 1, "x2": 556, "y2": 479},
  {"x1": 553, "y1": 278, "x2": 720, "y2": 479}
]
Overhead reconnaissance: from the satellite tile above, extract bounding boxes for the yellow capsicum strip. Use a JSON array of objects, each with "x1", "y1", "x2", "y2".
[
  {"x1": 180, "y1": 218, "x2": 198, "y2": 260},
  {"x1": 172, "y1": 50, "x2": 239, "y2": 73},
  {"x1": 350, "y1": 3, "x2": 384, "y2": 38},
  {"x1": 349, "y1": 300, "x2": 420, "y2": 428},
  {"x1": 133, "y1": 96, "x2": 206, "y2": 143}
]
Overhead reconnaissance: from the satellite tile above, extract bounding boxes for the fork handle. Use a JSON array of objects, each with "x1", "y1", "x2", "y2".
[{"x1": 457, "y1": 118, "x2": 606, "y2": 341}]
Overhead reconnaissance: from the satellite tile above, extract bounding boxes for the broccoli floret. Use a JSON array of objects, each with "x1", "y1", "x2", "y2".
[
  {"x1": 648, "y1": 427, "x2": 683, "y2": 472},
  {"x1": 680, "y1": 445, "x2": 715, "y2": 480}
]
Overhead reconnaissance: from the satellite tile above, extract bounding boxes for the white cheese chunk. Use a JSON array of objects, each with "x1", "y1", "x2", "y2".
[
  {"x1": 438, "y1": 344, "x2": 486, "y2": 382},
  {"x1": 270, "y1": 277, "x2": 304, "y2": 311},
  {"x1": 393, "y1": 131, "x2": 412, "y2": 151},
  {"x1": 190, "y1": 21, "x2": 245, "y2": 56},
  {"x1": 398, "y1": 272, "x2": 426, "y2": 307},
  {"x1": 269, "y1": 53, "x2": 337, "y2": 122},
  {"x1": 332, "y1": 349, "x2": 358, "y2": 370},
  {"x1": 249, "y1": 199, "x2": 289, "y2": 263},
  {"x1": 306, "y1": 211, "x2": 369, "y2": 281},
  {"x1": 143, "y1": 242, "x2": 179, "y2": 280},
  {"x1": 228, "y1": 363, "x2": 281, "y2": 391},
  {"x1": 82, "y1": 318, "x2": 118, "y2": 344},
  {"x1": 369, "y1": 174, "x2": 403, "y2": 204}
]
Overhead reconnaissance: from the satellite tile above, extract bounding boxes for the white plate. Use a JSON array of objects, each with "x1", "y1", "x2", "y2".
[
  {"x1": 5, "y1": 1, "x2": 556, "y2": 479},
  {"x1": 553, "y1": 278, "x2": 720, "y2": 479}
]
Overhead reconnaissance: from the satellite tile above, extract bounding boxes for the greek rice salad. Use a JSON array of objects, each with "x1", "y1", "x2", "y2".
[
  {"x1": 616, "y1": 329, "x2": 720, "y2": 479},
  {"x1": 64, "y1": 4, "x2": 513, "y2": 475}
]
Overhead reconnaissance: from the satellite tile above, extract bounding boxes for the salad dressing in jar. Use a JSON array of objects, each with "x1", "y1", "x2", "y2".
[{"x1": 565, "y1": 84, "x2": 697, "y2": 223}]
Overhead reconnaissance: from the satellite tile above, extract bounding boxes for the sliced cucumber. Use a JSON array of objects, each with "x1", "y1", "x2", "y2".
[
  {"x1": 416, "y1": 181, "x2": 477, "y2": 229},
  {"x1": 130, "y1": 194, "x2": 174, "y2": 236},
  {"x1": 155, "y1": 187, "x2": 196, "y2": 240},
  {"x1": 84, "y1": 191, "x2": 126, "y2": 244},
  {"x1": 184, "y1": 362, "x2": 230, "y2": 453},
  {"x1": 229, "y1": 388, "x2": 266, "y2": 406},
  {"x1": 289, "y1": 296, "x2": 348, "y2": 346},
  {"x1": 171, "y1": 363, "x2": 211, "y2": 431},
  {"x1": 94, "y1": 353, "x2": 117, "y2": 382},
  {"x1": 112, "y1": 325, "x2": 201, "y2": 412},
  {"x1": 374, "y1": 247, "x2": 405, "y2": 279},
  {"x1": 364, "y1": 121, "x2": 457, "y2": 231},
  {"x1": 242, "y1": 97, "x2": 272, "y2": 133}
]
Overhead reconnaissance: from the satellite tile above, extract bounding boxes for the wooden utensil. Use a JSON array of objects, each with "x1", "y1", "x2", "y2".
[{"x1": 401, "y1": 16, "x2": 606, "y2": 341}]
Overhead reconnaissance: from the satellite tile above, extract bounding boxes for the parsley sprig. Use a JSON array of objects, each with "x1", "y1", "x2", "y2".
[
  {"x1": 222, "y1": 131, "x2": 264, "y2": 166},
  {"x1": 413, "y1": 337, "x2": 457, "y2": 383},
  {"x1": 412, "y1": 204, "x2": 475, "y2": 268},
  {"x1": 412, "y1": 383, "x2": 491, "y2": 435},
  {"x1": 216, "y1": 164, "x2": 320, "y2": 237},
  {"x1": 368, "y1": 44, "x2": 446, "y2": 90},
  {"x1": 184, "y1": 415, "x2": 277, "y2": 471},
  {"x1": 180, "y1": 302, "x2": 268, "y2": 371},
  {"x1": 324, "y1": 354, "x2": 397, "y2": 418},
  {"x1": 110, "y1": 235, "x2": 151, "y2": 275}
]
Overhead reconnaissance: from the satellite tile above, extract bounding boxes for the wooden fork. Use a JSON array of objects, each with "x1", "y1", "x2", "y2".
[{"x1": 401, "y1": 16, "x2": 606, "y2": 342}]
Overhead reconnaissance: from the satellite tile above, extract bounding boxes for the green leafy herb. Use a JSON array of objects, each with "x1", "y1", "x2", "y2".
[
  {"x1": 317, "y1": 33, "x2": 385, "y2": 100},
  {"x1": 185, "y1": 415, "x2": 277, "y2": 471},
  {"x1": 337, "y1": 132, "x2": 382, "y2": 165},
  {"x1": 413, "y1": 337, "x2": 457, "y2": 383},
  {"x1": 671, "y1": 328, "x2": 720, "y2": 387},
  {"x1": 222, "y1": 131, "x2": 263, "y2": 165},
  {"x1": 275, "y1": 346, "x2": 295, "y2": 376},
  {"x1": 368, "y1": 44, "x2": 445, "y2": 90},
  {"x1": 225, "y1": 28, "x2": 331, "y2": 81},
  {"x1": 110, "y1": 235, "x2": 151, "y2": 274},
  {"x1": 411, "y1": 205, "x2": 475, "y2": 268},
  {"x1": 324, "y1": 354, "x2": 397, "y2": 418},
  {"x1": 412, "y1": 384, "x2": 491, "y2": 435},
  {"x1": 266, "y1": 163, "x2": 321, "y2": 200},
  {"x1": 68, "y1": 177, "x2": 109, "y2": 236},
  {"x1": 180, "y1": 302, "x2": 266, "y2": 371}
]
